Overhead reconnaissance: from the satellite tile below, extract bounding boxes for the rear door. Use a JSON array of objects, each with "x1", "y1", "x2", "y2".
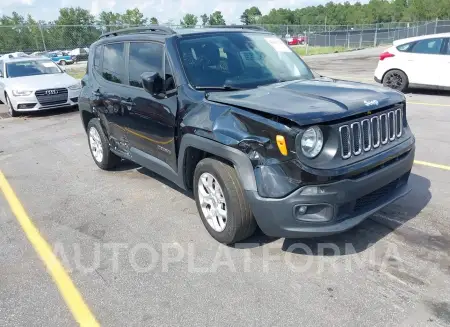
[
  {"x1": 91, "y1": 42, "x2": 131, "y2": 155},
  {"x1": 406, "y1": 37, "x2": 445, "y2": 87}
]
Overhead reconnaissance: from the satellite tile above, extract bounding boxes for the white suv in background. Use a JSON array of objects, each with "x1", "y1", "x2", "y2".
[
  {"x1": 374, "y1": 33, "x2": 450, "y2": 92},
  {"x1": 0, "y1": 56, "x2": 81, "y2": 117}
]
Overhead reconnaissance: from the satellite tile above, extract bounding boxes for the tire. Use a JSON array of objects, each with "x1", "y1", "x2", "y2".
[
  {"x1": 382, "y1": 69, "x2": 408, "y2": 92},
  {"x1": 6, "y1": 94, "x2": 18, "y2": 117},
  {"x1": 87, "y1": 118, "x2": 121, "y2": 170},
  {"x1": 193, "y1": 158, "x2": 257, "y2": 244},
  {"x1": 59, "y1": 60, "x2": 66, "y2": 66}
]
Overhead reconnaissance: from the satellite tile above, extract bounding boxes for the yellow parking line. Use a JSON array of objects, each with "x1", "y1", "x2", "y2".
[
  {"x1": 407, "y1": 102, "x2": 450, "y2": 107},
  {"x1": 0, "y1": 171, "x2": 100, "y2": 327},
  {"x1": 414, "y1": 160, "x2": 450, "y2": 171}
]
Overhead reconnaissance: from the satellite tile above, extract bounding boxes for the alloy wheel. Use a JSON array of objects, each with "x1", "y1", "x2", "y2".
[{"x1": 197, "y1": 172, "x2": 227, "y2": 232}]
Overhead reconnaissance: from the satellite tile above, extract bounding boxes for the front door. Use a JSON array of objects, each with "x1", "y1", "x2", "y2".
[
  {"x1": 125, "y1": 42, "x2": 178, "y2": 171},
  {"x1": 91, "y1": 42, "x2": 131, "y2": 155},
  {"x1": 438, "y1": 38, "x2": 450, "y2": 88}
]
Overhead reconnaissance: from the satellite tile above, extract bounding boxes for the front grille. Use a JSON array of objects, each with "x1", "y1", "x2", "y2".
[
  {"x1": 339, "y1": 107, "x2": 403, "y2": 159},
  {"x1": 35, "y1": 88, "x2": 68, "y2": 106}
]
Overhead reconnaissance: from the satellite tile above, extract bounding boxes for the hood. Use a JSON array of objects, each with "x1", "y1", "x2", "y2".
[
  {"x1": 5, "y1": 73, "x2": 78, "y2": 90},
  {"x1": 206, "y1": 78, "x2": 405, "y2": 125}
]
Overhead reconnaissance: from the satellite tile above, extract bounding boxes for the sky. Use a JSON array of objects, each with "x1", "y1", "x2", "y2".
[{"x1": 1, "y1": 0, "x2": 363, "y2": 25}]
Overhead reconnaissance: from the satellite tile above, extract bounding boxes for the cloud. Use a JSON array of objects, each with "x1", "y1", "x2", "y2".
[{"x1": 90, "y1": 0, "x2": 117, "y2": 16}]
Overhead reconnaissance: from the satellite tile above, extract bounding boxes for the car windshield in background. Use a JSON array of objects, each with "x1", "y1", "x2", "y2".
[
  {"x1": 6, "y1": 60, "x2": 62, "y2": 78},
  {"x1": 177, "y1": 32, "x2": 314, "y2": 89}
]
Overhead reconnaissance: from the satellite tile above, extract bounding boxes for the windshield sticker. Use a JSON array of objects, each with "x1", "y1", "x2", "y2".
[{"x1": 264, "y1": 37, "x2": 291, "y2": 52}]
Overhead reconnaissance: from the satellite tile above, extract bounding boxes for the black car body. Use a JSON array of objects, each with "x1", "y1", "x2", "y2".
[{"x1": 79, "y1": 26, "x2": 415, "y2": 243}]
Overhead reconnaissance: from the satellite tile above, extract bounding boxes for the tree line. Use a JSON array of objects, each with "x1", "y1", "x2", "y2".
[{"x1": 1, "y1": 0, "x2": 449, "y2": 53}]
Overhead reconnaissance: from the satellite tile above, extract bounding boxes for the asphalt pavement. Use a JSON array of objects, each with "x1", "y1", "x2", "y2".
[{"x1": 0, "y1": 48, "x2": 450, "y2": 327}]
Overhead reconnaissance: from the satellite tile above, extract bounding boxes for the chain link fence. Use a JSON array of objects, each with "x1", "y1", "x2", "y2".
[{"x1": 1, "y1": 20, "x2": 450, "y2": 55}]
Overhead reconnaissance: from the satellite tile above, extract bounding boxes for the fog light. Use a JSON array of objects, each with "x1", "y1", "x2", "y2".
[
  {"x1": 17, "y1": 103, "x2": 36, "y2": 109},
  {"x1": 293, "y1": 204, "x2": 334, "y2": 222},
  {"x1": 297, "y1": 205, "x2": 308, "y2": 215}
]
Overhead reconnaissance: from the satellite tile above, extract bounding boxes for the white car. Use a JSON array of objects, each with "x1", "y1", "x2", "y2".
[
  {"x1": 0, "y1": 52, "x2": 29, "y2": 60},
  {"x1": 0, "y1": 56, "x2": 81, "y2": 117},
  {"x1": 374, "y1": 33, "x2": 450, "y2": 92}
]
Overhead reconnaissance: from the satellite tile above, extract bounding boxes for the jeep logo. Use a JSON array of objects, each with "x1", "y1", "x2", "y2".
[
  {"x1": 45, "y1": 90, "x2": 58, "y2": 95},
  {"x1": 364, "y1": 100, "x2": 379, "y2": 107}
]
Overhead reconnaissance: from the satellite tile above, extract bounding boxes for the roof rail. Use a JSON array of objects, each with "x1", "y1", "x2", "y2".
[
  {"x1": 205, "y1": 25, "x2": 267, "y2": 31},
  {"x1": 100, "y1": 25, "x2": 177, "y2": 39}
]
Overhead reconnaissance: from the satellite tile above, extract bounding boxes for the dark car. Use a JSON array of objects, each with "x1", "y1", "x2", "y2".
[
  {"x1": 78, "y1": 26, "x2": 415, "y2": 244},
  {"x1": 70, "y1": 48, "x2": 89, "y2": 63}
]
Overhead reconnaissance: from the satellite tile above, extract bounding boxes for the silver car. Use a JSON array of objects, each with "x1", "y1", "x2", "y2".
[{"x1": 0, "y1": 56, "x2": 81, "y2": 117}]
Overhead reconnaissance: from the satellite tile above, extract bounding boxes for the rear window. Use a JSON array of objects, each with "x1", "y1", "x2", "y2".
[
  {"x1": 93, "y1": 45, "x2": 102, "y2": 73},
  {"x1": 102, "y1": 43, "x2": 126, "y2": 84},
  {"x1": 396, "y1": 42, "x2": 413, "y2": 52}
]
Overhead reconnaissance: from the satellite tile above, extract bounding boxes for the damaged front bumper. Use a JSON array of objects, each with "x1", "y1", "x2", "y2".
[{"x1": 245, "y1": 144, "x2": 415, "y2": 238}]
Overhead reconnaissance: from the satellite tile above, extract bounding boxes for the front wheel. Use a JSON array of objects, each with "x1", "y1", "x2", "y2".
[
  {"x1": 59, "y1": 60, "x2": 66, "y2": 66},
  {"x1": 193, "y1": 158, "x2": 257, "y2": 244},
  {"x1": 6, "y1": 94, "x2": 18, "y2": 117},
  {"x1": 87, "y1": 118, "x2": 121, "y2": 170},
  {"x1": 382, "y1": 69, "x2": 408, "y2": 92}
]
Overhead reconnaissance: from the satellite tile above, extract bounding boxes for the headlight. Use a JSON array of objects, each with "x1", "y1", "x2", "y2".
[
  {"x1": 300, "y1": 126, "x2": 323, "y2": 158},
  {"x1": 68, "y1": 82, "x2": 82, "y2": 90},
  {"x1": 12, "y1": 90, "x2": 33, "y2": 97}
]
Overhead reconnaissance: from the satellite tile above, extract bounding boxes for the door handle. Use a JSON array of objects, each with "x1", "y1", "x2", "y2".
[
  {"x1": 121, "y1": 98, "x2": 135, "y2": 112},
  {"x1": 93, "y1": 90, "x2": 102, "y2": 97},
  {"x1": 121, "y1": 98, "x2": 134, "y2": 106}
]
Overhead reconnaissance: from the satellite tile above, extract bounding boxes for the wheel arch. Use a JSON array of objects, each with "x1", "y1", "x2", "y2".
[
  {"x1": 177, "y1": 134, "x2": 257, "y2": 193},
  {"x1": 81, "y1": 110, "x2": 95, "y2": 132}
]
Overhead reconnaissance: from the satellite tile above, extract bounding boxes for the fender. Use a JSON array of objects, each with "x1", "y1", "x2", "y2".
[{"x1": 177, "y1": 134, "x2": 257, "y2": 192}]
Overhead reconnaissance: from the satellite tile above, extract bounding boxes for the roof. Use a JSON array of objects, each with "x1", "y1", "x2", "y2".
[
  {"x1": 98, "y1": 25, "x2": 271, "y2": 40},
  {"x1": 393, "y1": 32, "x2": 450, "y2": 45},
  {"x1": 174, "y1": 27, "x2": 271, "y2": 35}
]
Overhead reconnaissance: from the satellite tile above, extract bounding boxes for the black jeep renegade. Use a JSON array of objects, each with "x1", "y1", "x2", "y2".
[{"x1": 79, "y1": 26, "x2": 415, "y2": 244}]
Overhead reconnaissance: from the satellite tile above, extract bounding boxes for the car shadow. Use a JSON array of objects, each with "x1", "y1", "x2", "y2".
[
  {"x1": 281, "y1": 173, "x2": 431, "y2": 256},
  {"x1": 118, "y1": 160, "x2": 431, "y2": 254},
  {"x1": 136, "y1": 166, "x2": 194, "y2": 199},
  {"x1": 18, "y1": 106, "x2": 79, "y2": 118},
  {"x1": 404, "y1": 89, "x2": 450, "y2": 97}
]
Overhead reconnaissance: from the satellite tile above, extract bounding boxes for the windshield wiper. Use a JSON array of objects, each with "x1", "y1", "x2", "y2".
[{"x1": 195, "y1": 85, "x2": 246, "y2": 91}]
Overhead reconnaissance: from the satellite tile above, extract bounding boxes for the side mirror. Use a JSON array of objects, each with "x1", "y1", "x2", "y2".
[{"x1": 141, "y1": 72, "x2": 163, "y2": 98}]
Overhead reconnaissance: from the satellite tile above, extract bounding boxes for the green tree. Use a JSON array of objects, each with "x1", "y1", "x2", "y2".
[
  {"x1": 150, "y1": 17, "x2": 159, "y2": 25},
  {"x1": 121, "y1": 8, "x2": 147, "y2": 26},
  {"x1": 98, "y1": 11, "x2": 122, "y2": 32},
  {"x1": 209, "y1": 11, "x2": 226, "y2": 26},
  {"x1": 53, "y1": 7, "x2": 98, "y2": 50},
  {"x1": 240, "y1": 6, "x2": 262, "y2": 25},
  {"x1": 200, "y1": 14, "x2": 209, "y2": 26},
  {"x1": 98, "y1": 11, "x2": 122, "y2": 26},
  {"x1": 180, "y1": 14, "x2": 198, "y2": 27}
]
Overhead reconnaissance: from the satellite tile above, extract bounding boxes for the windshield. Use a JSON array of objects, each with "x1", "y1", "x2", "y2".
[
  {"x1": 6, "y1": 60, "x2": 63, "y2": 78},
  {"x1": 177, "y1": 32, "x2": 314, "y2": 89}
]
